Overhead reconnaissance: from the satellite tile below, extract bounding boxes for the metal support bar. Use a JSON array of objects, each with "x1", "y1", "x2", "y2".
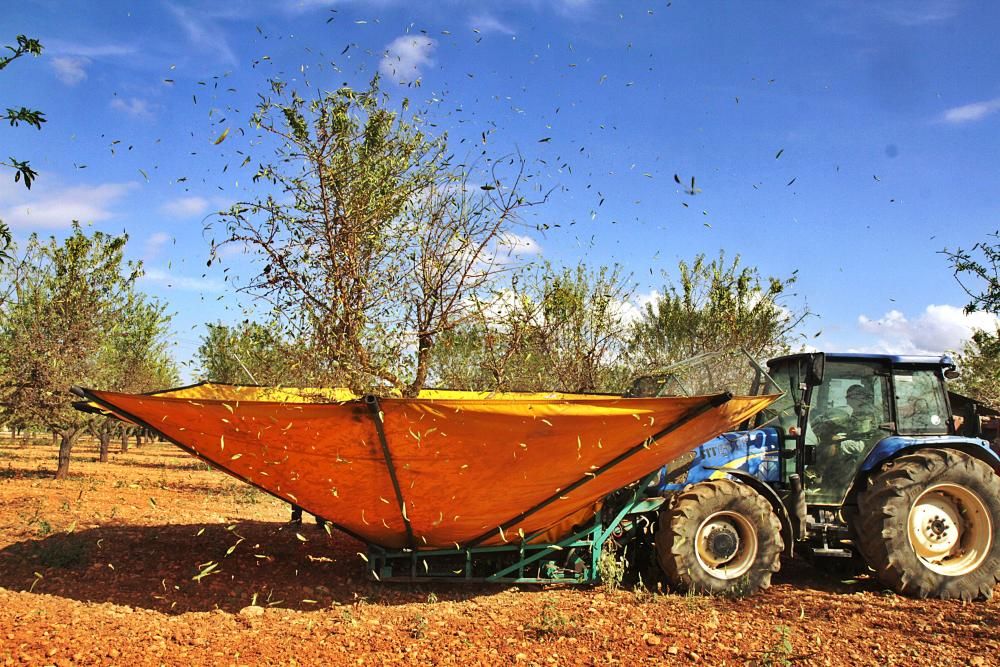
[
  {"x1": 365, "y1": 394, "x2": 416, "y2": 549},
  {"x1": 486, "y1": 523, "x2": 599, "y2": 581},
  {"x1": 464, "y1": 392, "x2": 733, "y2": 549}
]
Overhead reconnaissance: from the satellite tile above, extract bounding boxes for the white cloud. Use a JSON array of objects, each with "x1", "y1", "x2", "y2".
[
  {"x1": 45, "y1": 40, "x2": 136, "y2": 58},
  {"x1": 144, "y1": 232, "x2": 172, "y2": 260},
  {"x1": 51, "y1": 56, "x2": 90, "y2": 85},
  {"x1": 497, "y1": 232, "x2": 541, "y2": 256},
  {"x1": 110, "y1": 96, "x2": 154, "y2": 119},
  {"x1": 141, "y1": 268, "x2": 224, "y2": 292},
  {"x1": 941, "y1": 98, "x2": 1000, "y2": 124},
  {"x1": 166, "y1": 3, "x2": 237, "y2": 66},
  {"x1": 470, "y1": 14, "x2": 516, "y2": 35},
  {"x1": 161, "y1": 196, "x2": 209, "y2": 218},
  {"x1": 379, "y1": 35, "x2": 436, "y2": 83},
  {"x1": 878, "y1": 0, "x2": 958, "y2": 26},
  {"x1": 0, "y1": 181, "x2": 137, "y2": 230},
  {"x1": 857, "y1": 304, "x2": 998, "y2": 354}
]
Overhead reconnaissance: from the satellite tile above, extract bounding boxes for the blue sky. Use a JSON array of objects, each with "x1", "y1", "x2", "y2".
[{"x1": 3, "y1": 0, "x2": 999, "y2": 379}]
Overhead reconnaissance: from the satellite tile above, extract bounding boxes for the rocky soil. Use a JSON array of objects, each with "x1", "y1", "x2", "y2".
[{"x1": 1, "y1": 438, "x2": 998, "y2": 666}]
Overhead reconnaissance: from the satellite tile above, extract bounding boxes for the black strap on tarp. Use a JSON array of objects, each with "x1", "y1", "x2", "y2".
[{"x1": 365, "y1": 394, "x2": 416, "y2": 550}]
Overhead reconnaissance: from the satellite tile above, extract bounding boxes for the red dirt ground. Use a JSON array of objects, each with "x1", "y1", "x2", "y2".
[{"x1": 1, "y1": 437, "x2": 998, "y2": 666}]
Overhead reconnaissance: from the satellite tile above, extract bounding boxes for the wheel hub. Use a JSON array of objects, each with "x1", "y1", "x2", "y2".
[
  {"x1": 907, "y1": 483, "x2": 993, "y2": 576},
  {"x1": 706, "y1": 526, "x2": 739, "y2": 561},
  {"x1": 694, "y1": 511, "x2": 758, "y2": 580}
]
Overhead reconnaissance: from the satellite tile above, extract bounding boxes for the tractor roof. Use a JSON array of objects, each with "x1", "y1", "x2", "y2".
[{"x1": 769, "y1": 352, "x2": 955, "y2": 368}]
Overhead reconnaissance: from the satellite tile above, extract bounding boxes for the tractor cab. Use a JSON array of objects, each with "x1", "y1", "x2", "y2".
[{"x1": 760, "y1": 353, "x2": 959, "y2": 504}]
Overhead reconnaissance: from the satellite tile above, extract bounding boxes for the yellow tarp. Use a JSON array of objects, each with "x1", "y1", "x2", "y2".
[{"x1": 82, "y1": 387, "x2": 776, "y2": 549}]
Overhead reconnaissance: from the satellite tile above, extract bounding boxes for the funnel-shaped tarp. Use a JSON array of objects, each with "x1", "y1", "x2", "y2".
[{"x1": 80, "y1": 388, "x2": 775, "y2": 549}]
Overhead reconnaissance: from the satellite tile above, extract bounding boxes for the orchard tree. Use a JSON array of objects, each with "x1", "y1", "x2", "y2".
[
  {"x1": 943, "y1": 234, "x2": 1000, "y2": 406},
  {"x1": 91, "y1": 294, "x2": 177, "y2": 462},
  {"x1": 953, "y1": 329, "x2": 1000, "y2": 409},
  {"x1": 196, "y1": 320, "x2": 296, "y2": 385},
  {"x1": 210, "y1": 76, "x2": 534, "y2": 395},
  {"x1": 431, "y1": 262, "x2": 635, "y2": 393},
  {"x1": 944, "y1": 232, "x2": 1000, "y2": 314},
  {"x1": 0, "y1": 224, "x2": 147, "y2": 478},
  {"x1": 628, "y1": 253, "x2": 809, "y2": 394}
]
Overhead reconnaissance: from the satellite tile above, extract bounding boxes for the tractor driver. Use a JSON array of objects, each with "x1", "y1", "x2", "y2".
[{"x1": 809, "y1": 384, "x2": 879, "y2": 498}]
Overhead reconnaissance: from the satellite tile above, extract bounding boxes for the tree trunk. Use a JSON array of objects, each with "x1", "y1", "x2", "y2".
[
  {"x1": 406, "y1": 333, "x2": 433, "y2": 397},
  {"x1": 52, "y1": 431, "x2": 59, "y2": 445},
  {"x1": 135, "y1": 432, "x2": 143, "y2": 449},
  {"x1": 99, "y1": 431, "x2": 111, "y2": 463},
  {"x1": 55, "y1": 430, "x2": 79, "y2": 480},
  {"x1": 120, "y1": 429, "x2": 129, "y2": 453}
]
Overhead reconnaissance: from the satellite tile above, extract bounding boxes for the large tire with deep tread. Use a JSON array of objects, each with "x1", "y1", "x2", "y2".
[
  {"x1": 655, "y1": 479, "x2": 783, "y2": 596},
  {"x1": 856, "y1": 448, "x2": 1000, "y2": 601}
]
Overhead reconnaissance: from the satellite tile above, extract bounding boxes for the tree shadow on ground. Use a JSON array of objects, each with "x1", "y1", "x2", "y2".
[
  {"x1": 0, "y1": 467, "x2": 56, "y2": 481},
  {"x1": 0, "y1": 521, "x2": 512, "y2": 615}
]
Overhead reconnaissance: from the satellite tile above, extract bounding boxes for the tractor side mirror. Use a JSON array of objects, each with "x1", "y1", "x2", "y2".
[{"x1": 806, "y1": 354, "x2": 825, "y2": 386}]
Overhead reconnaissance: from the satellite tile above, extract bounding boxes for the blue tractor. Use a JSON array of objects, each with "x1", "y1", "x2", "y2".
[{"x1": 632, "y1": 352, "x2": 1000, "y2": 600}]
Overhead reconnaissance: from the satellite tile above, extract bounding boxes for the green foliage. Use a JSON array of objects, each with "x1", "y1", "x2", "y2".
[
  {"x1": 0, "y1": 35, "x2": 43, "y2": 69},
  {"x1": 532, "y1": 596, "x2": 574, "y2": 636},
  {"x1": 944, "y1": 232, "x2": 1000, "y2": 314},
  {"x1": 431, "y1": 254, "x2": 807, "y2": 395},
  {"x1": 755, "y1": 624, "x2": 794, "y2": 667},
  {"x1": 596, "y1": 540, "x2": 627, "y2": 591},
  {"x1": 197, "y1": 321, "x2": 296, "y2": 385},
  {"x1": 1, "y1": 34, "x2": 45, "y2": 193},
  {"x1": 953, "y1": 328, "x2": 1000, "y2": 408},
  {"x1": 0, "y1": 225, "x2": 175, "y2": 476},
  {"x1": 431, "y1": 262, "x2": 634, "y2": 392},
  {"x1": 629, "y1": 252, "x2": 808, "y2": 394},
  {"x1": 213, "y1": 75, "x2": 530, "y2": 395}
]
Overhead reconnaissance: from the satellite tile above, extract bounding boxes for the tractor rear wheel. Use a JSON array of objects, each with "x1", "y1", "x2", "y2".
[
  {"x1": 857, "y1": 448, "x2": 1000, "y2": 600},
  {"x1": 655, "y1": 479, "x2": 783, "y2": 596}
]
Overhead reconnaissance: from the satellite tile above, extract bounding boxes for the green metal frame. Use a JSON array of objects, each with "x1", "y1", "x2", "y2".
[{"x1": 367, "y1": 471, "x2": 665, "y2": 584}]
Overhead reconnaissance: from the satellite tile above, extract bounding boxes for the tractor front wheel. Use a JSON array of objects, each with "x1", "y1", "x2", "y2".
[
  {"x1": 655, "y1": 479, "x2": 783, "y2": 596},
  {"x1": 857, "y1": 448, "x2": 1000, "y2": 600}
]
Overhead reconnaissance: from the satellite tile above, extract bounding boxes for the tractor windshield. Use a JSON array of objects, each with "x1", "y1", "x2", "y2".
[
  {"x1": 893, "y1": 368, "x2": 949, "y2": 436},
  {"x1": 805, "y1": 360, "x2": 891, "y2": 504}
]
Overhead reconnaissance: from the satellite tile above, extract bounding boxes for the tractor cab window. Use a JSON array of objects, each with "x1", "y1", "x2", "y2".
[
  {"x1": 804, "y1": 361, "x2": 891, "y2": 504},
  {"x1": 894, "y1": 369, "x2": 949, "y2": 435},
  {"x1": 753, "y1": 363, "x2": 797, "y2": 433}
]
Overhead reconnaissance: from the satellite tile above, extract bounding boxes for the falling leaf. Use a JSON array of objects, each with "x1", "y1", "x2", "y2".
[
  {"x1": 775, "y1": 148, "x2": 784, "y2": 159},
  {"x1": 214, "y1": 127, "x2": 231, "y2": 145}
]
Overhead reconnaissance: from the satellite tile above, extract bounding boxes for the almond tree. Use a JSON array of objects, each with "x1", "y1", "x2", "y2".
[
  {"x1": 196, "y1": 320, "x2": 295, "y2": 385},
  {"x1": 210, "y1": 76, "x2": 533, "y2": 395},
  {"x1": 430, "y1": 262, "x2": 635, "y2": 393},
  {"x1": 628, "y1": 252, "x2": 809, "y2": 394},
  {"x1": 91, "y1": 293, "x2": 176, "y2": 462},
  {"x1": 0, "y1": 225, "x2": 158, "y2": 478}
]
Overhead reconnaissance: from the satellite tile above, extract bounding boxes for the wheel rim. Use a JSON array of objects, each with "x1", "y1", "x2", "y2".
[
  {"x1": 906, "y1": 483, "x2": 993, "y2": 576},
  {"x1": 694, "y1": 511, "x2": 758, "y2": 580}
]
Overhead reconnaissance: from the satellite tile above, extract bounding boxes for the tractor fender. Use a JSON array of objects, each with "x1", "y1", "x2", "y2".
[
  {"x1": 860, "y1": 436, "x2": 1000, "y2": 476},
  {"x1": 845, "y1": 436, "x2": 1000, "y2": 510},
  {"x1": 703, "y1": 467, "x2": 795, "y2": 557}
]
